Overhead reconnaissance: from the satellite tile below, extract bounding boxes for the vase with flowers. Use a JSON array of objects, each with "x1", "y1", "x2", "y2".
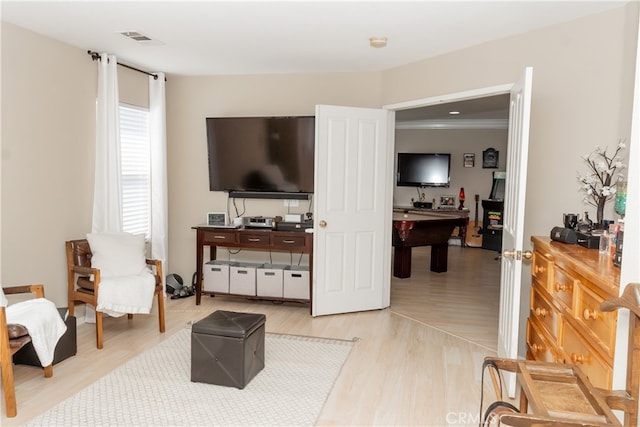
[{"x1": 577, "y1": 140, "x2": 627, "y2": 226}]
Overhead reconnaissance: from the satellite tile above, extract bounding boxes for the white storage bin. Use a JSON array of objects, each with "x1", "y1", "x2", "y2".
[
  {"x1": 230, "y1": 262, "x2": 261, "y2": 296},
  {"x1": 203, "y1": 260, "x2": 237, "y2": 293},
  {"x1": 284, "y1": 265, "x2": 310, "y2": 300},
  {"x1": 257, "y1": 264, "x2": 286, "y2": 298}
]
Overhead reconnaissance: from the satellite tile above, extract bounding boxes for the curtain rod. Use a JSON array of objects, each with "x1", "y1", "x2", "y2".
[{"x1": 88, "y1": 50, "x2": 163, "y2": 81}]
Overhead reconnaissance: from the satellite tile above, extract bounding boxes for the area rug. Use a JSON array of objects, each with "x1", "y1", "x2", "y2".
[{"x1": 26, "y1": 328, "x2": 356, "y2": 426}]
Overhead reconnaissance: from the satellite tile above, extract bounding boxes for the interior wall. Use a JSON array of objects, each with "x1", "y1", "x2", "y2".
[
  {"x1": 1, "y1": 22, "x2": 152, "y2": 305},
  {"x1": 165, "y1": 73, "x2": 383, "y2": 277},
  {"x1": 382, "y1": 4, "x2": 637, "y2": 243},
  {"x1": 393, "y1": 128, "x2": 508, "y2": 212},
  {"x1": 1, "y1": 23, "x2": 95, "y2": 305}
]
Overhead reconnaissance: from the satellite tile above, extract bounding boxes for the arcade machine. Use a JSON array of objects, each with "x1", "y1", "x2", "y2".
[{"x1": 482, "y1": 171, "x2": 505, "y2": 252}]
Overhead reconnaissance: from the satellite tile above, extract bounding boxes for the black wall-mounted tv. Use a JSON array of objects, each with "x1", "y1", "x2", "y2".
[
  {"x1": 206, "y1": 116, "x2": 315, "y2": 199},
  {"x1": 396, "y1": 152, "x2": 451, "y2": 187}
]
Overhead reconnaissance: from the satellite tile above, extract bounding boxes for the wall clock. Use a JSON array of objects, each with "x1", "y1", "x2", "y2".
[{"x1": 482, "y1": 148, "x2": 499, "y2": 169}]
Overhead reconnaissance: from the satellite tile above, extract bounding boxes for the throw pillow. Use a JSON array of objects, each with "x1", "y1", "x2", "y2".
[{"x1": 86, "y1": 232, "x2": 147, "y2": 278}]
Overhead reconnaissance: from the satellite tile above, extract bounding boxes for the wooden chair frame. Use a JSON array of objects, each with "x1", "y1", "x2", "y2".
[
  {"x1": 1, "y1": 284, "x2": 53, "y2": 418},
  {"x1": 65, "y1": 239, "x2": 166, "y2": 349}
]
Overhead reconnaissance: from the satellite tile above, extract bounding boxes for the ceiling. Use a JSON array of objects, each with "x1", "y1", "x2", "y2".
[
  {"x1": 1, "y1": 1, "x2": 626, "y2": 76},
  {"x1": 1, "y1": 1, "x2": 627, "y2": 122}
]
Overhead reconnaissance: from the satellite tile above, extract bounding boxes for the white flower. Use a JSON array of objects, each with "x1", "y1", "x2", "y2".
[{"x1": 577, "y1": 140, "x2": 627, "y2": 212}]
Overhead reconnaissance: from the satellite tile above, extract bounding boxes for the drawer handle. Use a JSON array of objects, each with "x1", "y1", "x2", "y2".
[
  {"x1": 213, "y1": 235, "x2": 227, "y2": 239},
  {"x1": 248, "y1": 238, "x2": 261, "y2": 242},
  {"x1": 570, "y1": 353, "x2": 590, "y2": 364},
  {"x1": 534, "y1": 265, "x2": 546, "y2": 274},
  {"x1": 531, "y1": 343, "x2": 545, "y2": 353},
  {"x1": 282, "y1": 239, "x2": 296, "y2": 244},
  {"x1": 534, "y1": 307, "x2": 548, "y2": 317},
  {"x1": 555, "y1": 282, "x2": 570, "y2": 292},
  {"x1": 583, "y1": 308, "x2": 599, "y2": 321}
]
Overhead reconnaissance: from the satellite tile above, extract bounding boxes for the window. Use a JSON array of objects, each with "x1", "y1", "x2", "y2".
[{"x1": 119, "y1": 104, "x2": 151, "y2": 237}]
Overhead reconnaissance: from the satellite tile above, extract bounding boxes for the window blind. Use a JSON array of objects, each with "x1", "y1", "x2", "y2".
[{"x1": 119, "y1": 104, "x2": 151, "y2": 237}]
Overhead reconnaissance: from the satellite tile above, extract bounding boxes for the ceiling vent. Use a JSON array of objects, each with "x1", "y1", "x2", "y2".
[{"x1": 120, "y1": 31, "x2": 153, "y2": 42}]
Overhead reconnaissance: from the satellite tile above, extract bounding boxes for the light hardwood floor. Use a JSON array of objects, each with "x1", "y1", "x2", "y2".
[{"x1": 2, "y1": 245, "x2": 503, "y2": 426}]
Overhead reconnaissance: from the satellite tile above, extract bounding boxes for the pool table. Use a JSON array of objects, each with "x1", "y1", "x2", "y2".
[{"x1": 392, "y1": 211, "x2": 468, "y2": 278}]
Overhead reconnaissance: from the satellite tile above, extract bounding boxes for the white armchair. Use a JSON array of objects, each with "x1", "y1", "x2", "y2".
[{"x1": 66, "y1": 232, "x2": 165, "y2": 349}]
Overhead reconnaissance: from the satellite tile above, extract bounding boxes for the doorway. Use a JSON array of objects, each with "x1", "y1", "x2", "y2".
[{"x1": 384, "y1": 86, "x2": 512, "y2": 351}]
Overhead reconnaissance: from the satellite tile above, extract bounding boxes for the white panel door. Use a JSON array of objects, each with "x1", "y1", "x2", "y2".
[
  {"x1": 312, "y1": 105, "x2": 393, "y2": 316},
  {"x1": 498, "y1": 67, "x2": 533, "y2": 396}
]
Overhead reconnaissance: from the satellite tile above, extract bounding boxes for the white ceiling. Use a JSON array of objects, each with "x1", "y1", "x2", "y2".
[{"x1": 1, "y1": 1, "x2": 627, "y2": 77}]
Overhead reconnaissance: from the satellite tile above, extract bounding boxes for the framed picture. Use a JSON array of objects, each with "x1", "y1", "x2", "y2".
[
  {"x1": 463, "y1": 153, "x2": 475, "y2": 168},
  {"x1": 482, "y1": 148, "x2": 499, "y2": 168},
  {"x1": 440, "y1": 195, "x2": 455, "y2": 207}
]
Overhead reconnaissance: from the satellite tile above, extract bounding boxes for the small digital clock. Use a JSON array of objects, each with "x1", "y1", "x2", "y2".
[{"x1": 207, "y1": 212, "x2": 227, "y2": 226}]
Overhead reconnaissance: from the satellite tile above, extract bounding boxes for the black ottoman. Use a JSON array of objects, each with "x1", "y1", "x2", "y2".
[
  {"x1": 13, "y1": 308, "x2": 77, "y2": 367},
  {"x1": 191, "y1": 310, "x2": 266, "y2": 389}
]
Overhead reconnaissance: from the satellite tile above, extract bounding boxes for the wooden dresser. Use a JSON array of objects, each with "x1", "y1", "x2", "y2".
[{"x1": 527, "y1": 236, "x2": 621, "y2": 389}]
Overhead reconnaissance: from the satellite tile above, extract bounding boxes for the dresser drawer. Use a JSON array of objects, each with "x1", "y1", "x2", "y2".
[
  {"x1": 526, "y1": 317, "x2": 562, "y2": 363},
  {"x1": 532, "y1": 251, "x2": 553, "y2": 288},
  {"x1": 575, "y1": 282, "x2": 617, "y2": 360},
  {"x1": 202, "y1": 229, "x2": 238, "y2": 244},
  {"x1": 550, "y1": 265, "x2": 576, "y2": 311},
  {"x1": 239, "y1": 232, "x2": 270, "y2": 246},
  {"x1": 530, "y1": 284, "x2": 561, "y2": 342},
  {"x1": 561, "y1": 320, "x2": 612, "y2": 389},
  {"x1": 271, "y1": 233, "x2": 307, "y2": 249}
]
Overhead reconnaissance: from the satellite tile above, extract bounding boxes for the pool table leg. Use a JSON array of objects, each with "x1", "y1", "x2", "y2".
[
  {"x1": 393, "y1": 246, "x2": 412, "y2": 278},
  {"x1": 430, "y1": 243, "x2": 448, "y2": 272}
]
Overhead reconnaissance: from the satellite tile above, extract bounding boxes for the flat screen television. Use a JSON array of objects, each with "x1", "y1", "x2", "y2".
[
  {"x1": 206, "y1": 116, "x2": 315, "y2": 199},
  {"x1": 396, "y1": 152, "x2": 451, "y2": 187}
]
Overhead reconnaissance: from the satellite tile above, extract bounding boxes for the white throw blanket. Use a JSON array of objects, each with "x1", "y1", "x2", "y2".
[
  {"x1": 96, "y1": 271, "x2": 156, "y2": 317},
  {"x1": 6, "y1": 298, "x2": 67, "y2": 367}
]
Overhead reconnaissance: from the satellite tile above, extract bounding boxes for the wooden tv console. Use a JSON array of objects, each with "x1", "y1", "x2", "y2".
[{"x1": 192, "y1": 226, "x2": 313, "y2": 310}]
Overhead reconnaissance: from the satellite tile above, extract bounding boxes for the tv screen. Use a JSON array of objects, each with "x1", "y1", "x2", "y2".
[
  {"x1": 206, "y1": 116, "x2": 315, "y2": 198},
  {"x1": 396, "y1": 153, "x2": 451, "y2": 187}
]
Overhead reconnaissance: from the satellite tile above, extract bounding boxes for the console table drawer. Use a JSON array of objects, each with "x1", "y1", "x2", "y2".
[
  {"x1": 202, "y1": 229, "x2": 238, "y2": 244},
  {"x1": 239, "y1": 232, "x2": 270, "y2": 246},
  {"x1": 271, "y1": 234, "x2": 307, "y2": 249}
]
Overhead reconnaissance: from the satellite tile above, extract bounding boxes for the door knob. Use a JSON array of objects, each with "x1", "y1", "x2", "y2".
[
  {"x1": 502, "y1": 249, "x2": 533, "y2": 260},
  {"x1": 319, "y1": 220, "x2": 327, "y2": 228},
  {"x1": 503, "y1": 249, "x2": 517, "y2": 259}
]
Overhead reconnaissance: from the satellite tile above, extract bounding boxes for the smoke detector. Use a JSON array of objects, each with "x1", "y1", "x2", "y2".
[{"x1": 369, "y1": 37, "x2": 388, "y2": 48}]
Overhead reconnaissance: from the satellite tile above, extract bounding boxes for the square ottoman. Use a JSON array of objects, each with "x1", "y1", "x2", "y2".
[{"x1": 191, "y1": 310, "x2": 266, "y2": 389}]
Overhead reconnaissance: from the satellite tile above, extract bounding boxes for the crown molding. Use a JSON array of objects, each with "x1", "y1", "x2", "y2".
[{"x1": 395, "y1": 118, "x2": 508, "y2": 130}]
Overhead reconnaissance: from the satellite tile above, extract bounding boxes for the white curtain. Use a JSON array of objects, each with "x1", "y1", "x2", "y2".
[
  {"x1": 149, "y1": 73, "x2": 169, "y2": 273},
  {"x1": 92, "y1": 53, "x2": 122, "y2": 233}
]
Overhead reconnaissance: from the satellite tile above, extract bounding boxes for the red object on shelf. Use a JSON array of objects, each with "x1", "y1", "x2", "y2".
[{"x1": 458, "y1": 187, "x2": 465, "y2": 209}]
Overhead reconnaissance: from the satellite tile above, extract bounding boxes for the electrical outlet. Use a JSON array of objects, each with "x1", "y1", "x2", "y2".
[{"x1": 284, "y1": 199, "x2": 299, "y2": 207}]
